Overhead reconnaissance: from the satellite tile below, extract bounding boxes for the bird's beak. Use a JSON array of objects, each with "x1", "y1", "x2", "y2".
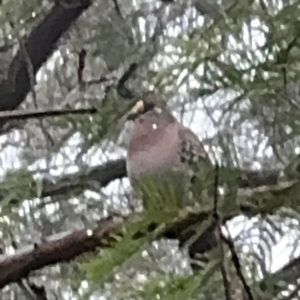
[{"x1": 126, "y1": 100, "x2": 145, "y2": 121}]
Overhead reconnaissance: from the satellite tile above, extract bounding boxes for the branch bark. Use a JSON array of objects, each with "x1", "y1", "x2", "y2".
[
  {"x1": 0, "y1": 158, "x2": 282, "y2": 203},
  {"x1": 0, "y1": 216, "x2": 122, "y2": 289},
  {"x1": 1, "y1": 157, "x2": 299, "y2": 289},
  {"x1": 40, "y1": 158, "x2": 127, "y2": 196},
  {"x1": 0, "y1": 158, "x2": 127, "y2": 204},
  {"x1": 1, "y1": 206, "x2": 300, "y2": 292},
  {"x1": 0, "y1": 0, "x2": 92, "y2": 113}
]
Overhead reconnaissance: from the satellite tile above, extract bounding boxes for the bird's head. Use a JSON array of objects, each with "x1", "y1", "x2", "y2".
[
  {"x1": 126, "y1": 92, "x2": 169, "y2": 121},
  {"x1": 126, "y1": 93, "x2": 182, "y2": 178}
]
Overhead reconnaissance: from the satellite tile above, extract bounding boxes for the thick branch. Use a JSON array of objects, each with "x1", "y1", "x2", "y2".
[
  {"x1": 9, "y1": 159, "x2": 281, "y2": 202},
  {"x1": 0, "y1": 158, "x2": 127, "y2": 204},
  {"x1": 40, "y1": 158, "x2": 127, "y2": 197},
  {"x1": 0, "y1": 216, "x2": 122, "y2": 289},
  {"x1": 1, "y1": 158, "x2": 299, "y2": 288},
  {"x1": 1, "y1": 205, "x2": 299, "y2": 291},
  {"x1": 0, "y1": 0, "x2": 92, "y2": 112}
]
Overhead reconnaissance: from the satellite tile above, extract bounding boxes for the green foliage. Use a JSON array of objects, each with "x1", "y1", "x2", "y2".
[
  {"x1": 1, "y1": 0, "x2": 43, "y2": 35},
  {"x1": 135, "y1": 173, "x2": 191, "y2": 212},
  {"x1": 2, "y1": 0, "x2": 300, "y2": 299},
  {"x1": 81, "y1": 173, "x2": 200, "y2": 286},
  {"x1": 0, "y1": 169, "x2": 40, "y2": 215},
  {"x1": 67, "y1": 92, "x2": 134, "y2": 153},
  {"x1": 81, "y1": 207, "x2": 185, "y2": 284},
  {"x1": 139, "y1": 259, "x2": 220, "y2": 300},
  {"x1": 82, "y1": 219, "x2": 153, "y2": 282},
  {"x1": 90, "y1": 12, "x2": 136, "y2": 69}
]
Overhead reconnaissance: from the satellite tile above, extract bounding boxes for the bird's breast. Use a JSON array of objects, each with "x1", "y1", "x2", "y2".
[{"x1": 126, "y1": 126, "x2": 181, "y2": 179}]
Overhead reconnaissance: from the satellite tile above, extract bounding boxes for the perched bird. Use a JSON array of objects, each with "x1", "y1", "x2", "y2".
[{"x1": 126, "y1": 93, "x2": 213, "y2": 211}]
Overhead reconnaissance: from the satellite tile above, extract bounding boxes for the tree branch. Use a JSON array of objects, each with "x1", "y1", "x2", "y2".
[
  {"x1": 40, "y1": 158, "x2": 127, "y2": 197},
  {"x1": 0, "y1": 157, "x2": 286, "y2": 207},
  {"x1": 1, "y1": 206, "x2": 300, "y2": 292},
  {"x1": 0, "y1": 0, "x2": 92, "y2": 113},
  {"x1": 1, "y1": 157, "x2": 300, "y2": 289},
  {"x1": 0, "y1": 158, "x2": 126, "y2": 204},
  {"x1": 0, "y1": 107, "x2": 98, "y2": 121},
  {"x1": 0, "y1": 216, "x2": 122, "y2": 289}
]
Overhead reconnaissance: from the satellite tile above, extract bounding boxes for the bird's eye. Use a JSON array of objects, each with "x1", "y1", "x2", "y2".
[{"x1": 154, "y1": 107, "x2": 162, "y2": 114}]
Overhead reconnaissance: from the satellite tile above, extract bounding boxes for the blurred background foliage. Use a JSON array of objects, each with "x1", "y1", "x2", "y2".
[{"x1": 0, "y1": 0, "x2": 300, "y2": 299}]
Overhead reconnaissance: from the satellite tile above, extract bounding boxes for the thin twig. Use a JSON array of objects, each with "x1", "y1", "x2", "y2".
[
  {"x1": 275, "y1": 34, "x2": 299, "y2": 96},
  {"x1": 17, "y1": 280, "x2": 38, "y2": 300},
  {"x1": 117, "y1": 62, "x2": 138, "y2": 99},
  {"x1": 9, "y1": 232, "x2": 48, "y2": 300},
  {"x1": 77, "y1": 48, "x2": 87, "y2": 86},
  {"x1": 213, "y1": 163, "x2": 233, "y2": 300},
  {"x1": 112, "y1": 0, "x2": 124, "y2": 19},
  {"x1": 76, "y1": 48, "x2": 119, "y2": 89},
  {"x1": 0, "y1": 62, "x2": 138, "y2": 126},
  {"x1": 118, "y1": 63, "x2": 138, "y2": 88},
  {"x1": 25, "y1": 282, "x2": 47, "y2": 300},
  {"x1": 213, "y1": 163, "x2": 220, "y2": 219},
  {"x1": 84, "y1": 75, "x2": 116, "y2": 86},
  {"x1": 213, "y1": 163, "x2": 254, "y2": 299},
  {"x1": 0, "y1": 107, "x2": 98, "y2": 121},
  {"x1": 221, "y1": 234, "x2": 255, "y2": 300}
]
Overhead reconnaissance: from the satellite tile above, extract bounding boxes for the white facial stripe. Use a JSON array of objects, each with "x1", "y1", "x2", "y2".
[{"x1": 152, "y1": 123, "x2": 157, "y2": 130}]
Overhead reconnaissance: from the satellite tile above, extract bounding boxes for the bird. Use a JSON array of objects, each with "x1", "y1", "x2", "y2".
[{"x1": 125, "y1": 92, "x2": 213, "y2": 212}]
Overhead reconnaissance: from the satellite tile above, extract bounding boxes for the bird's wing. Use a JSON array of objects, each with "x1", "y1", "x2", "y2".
[
  {"x1": 178, "y1": 126, "x2": 210, "y2": 166},
  {"x1": 178, "y1": 126, "x2": 214, "y2": 204}
]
